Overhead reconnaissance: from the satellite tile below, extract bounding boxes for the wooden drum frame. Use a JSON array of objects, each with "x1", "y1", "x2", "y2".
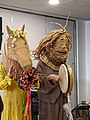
[{"x1": 59, "y1": 64, "x2": 74, "y2": 95}]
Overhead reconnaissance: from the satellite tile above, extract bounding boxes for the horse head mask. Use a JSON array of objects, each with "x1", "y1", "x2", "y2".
[{"x1": 1, "y1": 25, "x2": 32, "y2": 76}]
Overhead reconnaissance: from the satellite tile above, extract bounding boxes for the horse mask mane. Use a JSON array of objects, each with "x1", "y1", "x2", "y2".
[{"x1": 1, "y1": 25, "x2": 32, "y2": 73}]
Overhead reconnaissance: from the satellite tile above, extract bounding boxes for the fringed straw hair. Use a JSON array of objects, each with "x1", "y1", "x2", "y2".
[{"x1": 33, "y1": 13, "x2": 72, "y2": 60}]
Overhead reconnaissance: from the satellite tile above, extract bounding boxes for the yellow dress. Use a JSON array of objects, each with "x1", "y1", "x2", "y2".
[{"x1": 0, "y1": 65, "x2": 30, "y2": 120}]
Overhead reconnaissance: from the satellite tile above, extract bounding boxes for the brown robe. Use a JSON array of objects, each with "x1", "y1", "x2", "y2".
[{"x1": 36, "y1": 60, "x2": 68, "y2": 120}]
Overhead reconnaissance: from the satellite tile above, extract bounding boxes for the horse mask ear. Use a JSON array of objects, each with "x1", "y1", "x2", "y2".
[
  {"x1": 21, "y1": 24, "x2": 25, "y2": 32},
  {"x1": 6, "y1": 25, "x2": 13, "y2": 35}
]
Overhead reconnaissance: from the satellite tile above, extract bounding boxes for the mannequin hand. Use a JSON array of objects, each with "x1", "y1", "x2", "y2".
[
  {"x1": 8, "y1": 65, "x2": 16, "y2": 78},
  {"x1": 47, "y1": 74, "x2": 60, "y2": 82}
]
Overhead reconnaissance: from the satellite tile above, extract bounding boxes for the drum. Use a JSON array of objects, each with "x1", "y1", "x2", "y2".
[{"x1": 59, "y1": 64, "x2": 73, "y2": 94}]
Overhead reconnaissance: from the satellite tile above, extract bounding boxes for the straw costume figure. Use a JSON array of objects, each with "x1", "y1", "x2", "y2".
[
  {"x1": 33, "y1": 15, "x2": 72, "y2": 120},
  {"x1": 0, "y1": 25, "x2": 33, "y2": 120}
]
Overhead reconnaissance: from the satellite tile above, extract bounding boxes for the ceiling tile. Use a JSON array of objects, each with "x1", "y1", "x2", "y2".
[{"x1": 0, "y1": 0, "x2": 90, "y2": 20}]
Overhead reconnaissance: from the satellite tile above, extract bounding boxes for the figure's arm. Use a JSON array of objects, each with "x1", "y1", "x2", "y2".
[
  {"x1": 0, "y1": 65, "x2": 13, "y2": 90},
  {"x1": 47, "y1": 74, "x2": 60, "y2": 82},
  {"x1": 36, "y1": 61, "x2": 57, "y2": 93}
]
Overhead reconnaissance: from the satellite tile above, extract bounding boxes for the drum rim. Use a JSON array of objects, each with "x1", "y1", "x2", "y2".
[
  {"x1": 66, "y1": 63, "x2": 73, "y2": 94},
  {"x1": 59, "y1": 63, "x2": 73, "y2": 94},
  {"x1": 64, "y1": 64, "x2": 70, "y2": 93}
]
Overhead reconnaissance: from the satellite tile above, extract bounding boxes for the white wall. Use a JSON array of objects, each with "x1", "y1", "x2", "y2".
[
  {"x1": 0, "y1": 8, "x2": 76, "y2": 108},
  {"x1": 78, "y1": 20, "x2": 87, "y2": 102},
  {"x1": 77, "y1": 20, "x2": 90, "y2": 104},
  {"x1": 86, "y1": 21, "x2": 90, "y2": 103}
]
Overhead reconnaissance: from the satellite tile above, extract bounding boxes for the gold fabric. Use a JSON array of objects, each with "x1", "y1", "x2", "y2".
[{"x1": 0, "y1": 65, "x2": 30, "y2": 120}]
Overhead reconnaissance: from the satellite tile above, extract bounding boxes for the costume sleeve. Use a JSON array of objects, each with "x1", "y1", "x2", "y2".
[
  {"x1": 0, "y1": 65, "x2": 12, "y2": 90},
  {"x1": 36, "y1": 61, "x2": 60, "y2": 103},
  {"x1": 36, "y1": 61, "x2": 57, "y2": 93}
]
